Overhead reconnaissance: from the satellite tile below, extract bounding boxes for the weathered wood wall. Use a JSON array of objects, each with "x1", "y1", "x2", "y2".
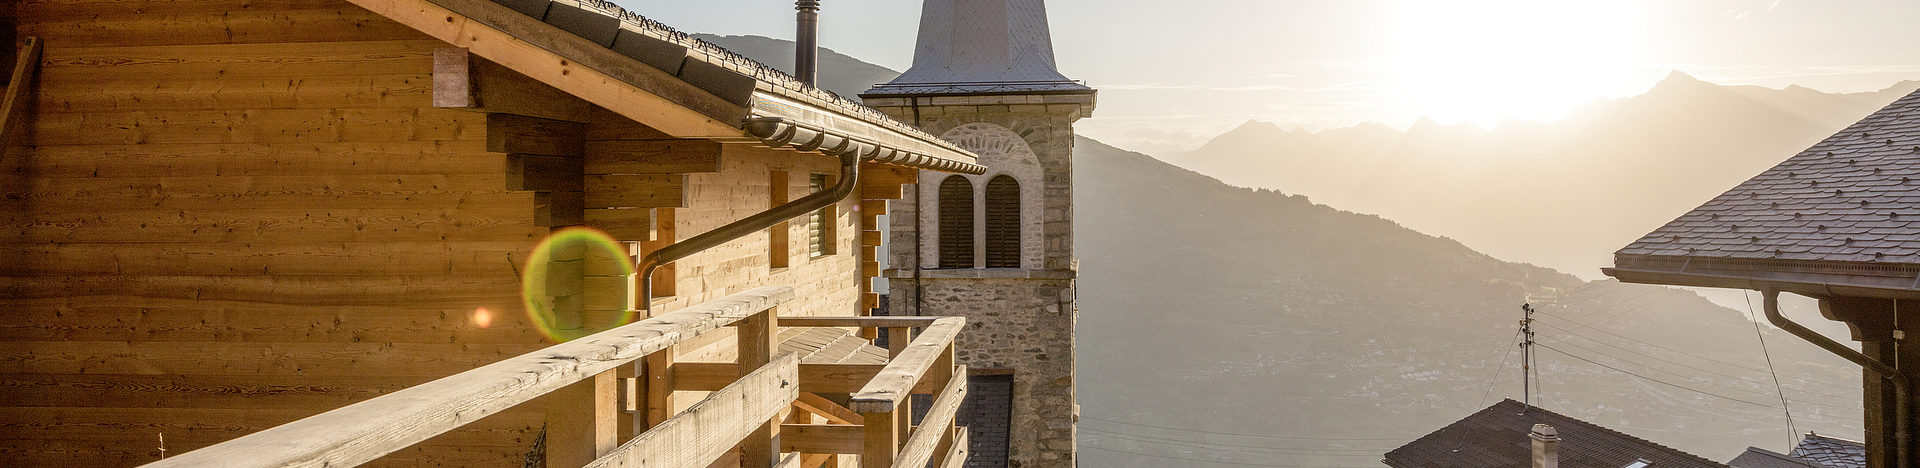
[{"x1": 0, "y1": 0, "x2": 864, "y2": 466}]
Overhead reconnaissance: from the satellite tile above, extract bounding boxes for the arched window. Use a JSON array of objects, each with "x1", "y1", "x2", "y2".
[
  {"x1": 937, "y1": 175, "x2": 975, "y2": 268},
  {"x1": 984, "y1": 175, "x2": 1020, "y2": 268}
]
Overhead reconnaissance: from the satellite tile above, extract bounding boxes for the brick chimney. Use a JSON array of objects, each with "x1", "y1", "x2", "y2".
[{"x1": 1531, "y1": 424, "x2": 1560, "y2": 468}]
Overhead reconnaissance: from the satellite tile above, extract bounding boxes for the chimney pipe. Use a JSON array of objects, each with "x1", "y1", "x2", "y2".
[
  {"x1": 795, "y1": 0, "x2": 819, "y2": 86},
  {"x1": 1530, "y1": 424, "x2": 1559, "y2": 468}
]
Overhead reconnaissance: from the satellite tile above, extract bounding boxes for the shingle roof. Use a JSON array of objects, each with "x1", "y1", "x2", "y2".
[
  {"x1": 1616, "y1": 88, "x2": 1920, "y2": 265},
  {"x1": 1382, "y1": 399, "x2": 1729, "y2": 468},
  {"x1": 1729, "y1": 447, "x2": 1823, "y2": 468},
  {"x1": 1787, "y1": 432, "x2": 1866, "y2": 468}
]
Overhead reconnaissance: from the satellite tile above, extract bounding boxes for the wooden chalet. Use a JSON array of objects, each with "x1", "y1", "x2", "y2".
[
  {"x1": 1, "y1": 0, "x2": 987, "y2": 467},
  {"x1": 1607, "y1": 88, "x2": 1920, "y2": 468}
]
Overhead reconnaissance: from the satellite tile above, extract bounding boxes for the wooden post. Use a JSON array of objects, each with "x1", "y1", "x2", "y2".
[
  {"x1": 861, "y1": 403, "x2": 901, "y2": 468},
  {"x1": 887, "y1": 327, "x2": 910, "y2": 359},
  {"x1": 547, "y1": 369, "x2": 619, "y2": 468},
  {"x1": 739, "y1": 308, "x2": 781, "y2": 468},
  {"x1": 618, "y1": 362, "x2": 640, "y2": 442},
  {"x1": 644, "y1": 347, "x2": 676, "y2": 429}
]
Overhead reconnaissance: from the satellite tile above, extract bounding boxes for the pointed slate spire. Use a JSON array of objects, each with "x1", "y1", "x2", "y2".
[{"x1": 864, "y1": 0, "x2": 1090, "y2": 95}]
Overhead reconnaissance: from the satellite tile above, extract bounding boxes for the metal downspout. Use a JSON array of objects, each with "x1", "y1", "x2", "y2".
[
  {"x1": 1763, "y1": 289, "x2": 1910, "y2": 468},
  {"x1": 635, "y1": 151, "x2": 860, "y2": 313}
]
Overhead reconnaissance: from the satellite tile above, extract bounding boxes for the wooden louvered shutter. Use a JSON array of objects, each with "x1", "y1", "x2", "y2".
[
  {"x1": 984, "y1": 176, "x2": 1020, "y2": 268},
  {"x1": 808, "y1": 174, "x2": 830, "y2": 257},
  {"x1": 938, "y1": 176, "x2": 974, "y2": 268}
]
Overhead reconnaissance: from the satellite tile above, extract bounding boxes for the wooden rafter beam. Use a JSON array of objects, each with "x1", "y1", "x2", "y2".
[
  {"x1": 347, "y1": 0, "x2": 743, "y2": 138},
  {"x1": 0, "y1": 36, "x2": 41, "y2": 149}
]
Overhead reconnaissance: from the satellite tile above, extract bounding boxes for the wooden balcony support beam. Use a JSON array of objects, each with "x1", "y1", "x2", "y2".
[
  {"x1": 582, "y1": 353, "x2": 801, "y2": 468},
  {"x1": 781, "y1": 423, "x2": 864, "y2": 454}
]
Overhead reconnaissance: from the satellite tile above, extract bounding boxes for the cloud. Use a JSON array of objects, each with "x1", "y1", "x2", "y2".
[{"x1": 1307, "y1": 79, "x2": 1390, "y2": 92}]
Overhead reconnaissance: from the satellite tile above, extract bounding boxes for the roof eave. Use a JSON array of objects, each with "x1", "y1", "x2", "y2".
[
  {"x1": 1607, "y1": 254, "x2": 1920, "y2": 300},
  {"x1": 357, "y1": 0, "x2": 984, "y2": 174}
]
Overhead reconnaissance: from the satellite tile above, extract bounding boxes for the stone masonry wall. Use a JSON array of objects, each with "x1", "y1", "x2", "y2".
[
  {"x1": 913, "y1": 276, "x2": 1076, "y2": 468},
  {"x1": 869, "y1": 93, "x2": 1091, "y2": 468}
]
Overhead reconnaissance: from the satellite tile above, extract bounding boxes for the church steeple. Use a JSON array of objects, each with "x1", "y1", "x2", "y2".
[
  {"x1": 862, "y1": 3, "x2": 1091, "y2": 468},
  {"x1": 864, "y1": 0, "x2": 1090, "y2": 95}
]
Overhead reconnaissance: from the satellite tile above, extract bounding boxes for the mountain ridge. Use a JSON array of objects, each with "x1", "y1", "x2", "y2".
[{"x1": 1164, "y1": 73, "x2": 1920, "y2": 277}]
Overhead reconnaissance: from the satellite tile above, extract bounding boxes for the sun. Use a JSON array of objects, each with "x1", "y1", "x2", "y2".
[{"x1": 1387, "y1": 0, "x2": 1645, "y2": 128}]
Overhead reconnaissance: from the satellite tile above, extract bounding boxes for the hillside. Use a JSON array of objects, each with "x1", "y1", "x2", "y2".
[
  {"x1": 707, "y1": 35, "x2": 1869, "y2": 466},
  {"x1": 1166, "y1": 74, "x2": 1920, "y2": 278},
  {"x1": 1074, "y1": 136, "x2": 1861, "y2": 466},
  {"x1": 690, "y1": 34, "x2": 902, "y2": 99}
]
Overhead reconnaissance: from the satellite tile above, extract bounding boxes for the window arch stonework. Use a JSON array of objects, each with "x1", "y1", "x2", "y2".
[{"x1": 917, "y1": 123, "x2": 1045, "y2": 270}]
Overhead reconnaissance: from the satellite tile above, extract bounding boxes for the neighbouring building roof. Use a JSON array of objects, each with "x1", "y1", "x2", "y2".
[
  {"x1": 1383, "y1": 399, "x2": 1730, "y2": 468},
  {"x1": 1607, "y1": 88, "x2": 1920, "y2": 299},
  {"x1": 415, "y1": 0, "x2": 984, "y2": 173},
  {"x1": 1787, "y1": 432, "x2": 1867, "y2": 468},
  {"x1": 863, "y1": 0, "x2": 1092, "y2": 96},
  {"x1": 1729, "y1": 446, "x2": 1824, "y2": 468}
]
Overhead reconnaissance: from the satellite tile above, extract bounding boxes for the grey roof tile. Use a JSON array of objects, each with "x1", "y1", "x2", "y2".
[
  {"x1": 1619, "y1": 88, "x2": 1920, "y2": 266},
  {"x1": 1729, "y1": 447, "x2": 1823, "y2": 468},
  {"x1": 1787, "y1": 432, "x2": 1865, "y2": 468},
  {"x1": 1383, "y1": 400, "x2": 1728, "y2": 468}
]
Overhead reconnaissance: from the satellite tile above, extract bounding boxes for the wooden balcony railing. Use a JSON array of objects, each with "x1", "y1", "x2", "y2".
[{"x1": 135, "y1": 286, "x2": 968, "y2": 468}]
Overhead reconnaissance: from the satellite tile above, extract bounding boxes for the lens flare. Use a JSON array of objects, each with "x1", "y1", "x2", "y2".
[
  {"x1": 472, "y1": 307, "x2": 493, "y2": 329},
  {"x1": 522, "y1": 227, "x2": 635, "y2": 342}
]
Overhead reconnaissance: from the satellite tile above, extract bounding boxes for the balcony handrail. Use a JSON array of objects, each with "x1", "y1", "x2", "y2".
[
  {"x1": 850, "y1": 317, "x2": 964, "y2": 412},
  {"x1": 137, "y1": 286, "x2": 796, "y2": 468},
  {"x1": 777, "y1": 316, "x2": 945, "y2": 328},
  {"x1": 584, "y1": 352, "x2": 801, "y2": 468}
]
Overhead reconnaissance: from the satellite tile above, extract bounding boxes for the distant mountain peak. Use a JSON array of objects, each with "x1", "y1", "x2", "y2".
[{"x1": 1662, "y1": 69, "x2": 1702, "y2": 83}]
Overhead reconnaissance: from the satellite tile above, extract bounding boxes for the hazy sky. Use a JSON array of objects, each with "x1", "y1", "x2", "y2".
[{"x1": 620, "y1": 0, "x2": 1920, "y2": 154}]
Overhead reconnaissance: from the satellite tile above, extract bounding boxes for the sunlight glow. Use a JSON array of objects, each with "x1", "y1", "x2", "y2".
[{"x1": 1388, "y1": 0, "x2": 1645, "y2": 127}]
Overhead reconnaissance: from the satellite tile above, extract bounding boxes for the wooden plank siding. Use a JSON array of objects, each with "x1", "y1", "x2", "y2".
[{"x1": 2, "y1": 0, "x2": 876, "y2": 466}]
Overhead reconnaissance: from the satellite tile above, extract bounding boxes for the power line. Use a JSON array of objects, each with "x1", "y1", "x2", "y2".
[
  {"x1": 1536, "y1": 343, "x2": 1784, "y2": 409},
  {"x1": 1566, "y1": 290, "x2": 1681, "y2": 329},
  {"x1": 1745, "y1": 290, "x2": 1799, "y2": 448},
  {"x1": 1473, "y1": 328, "x2": 1525, "y2": 410},
  {"x1": 1534, "y1": 309, "x2": 1859, "y2": 393},
  {"x1": 1536, "y1": 281, "x2": 1623, "y2": 316},
  {"x1": 1079, "y1": 416, "x2": 1419, "y2": 442},
  {"x1": 1535, "y1": 333, "x2": 1863, "y2": 413},
  {"x1": 1562, "y1": 288, "x2": 1664, "y2": 324},
  {"x1": 1533, "y1": 320, "x2": 1861, "y2": 402},
  {"x1": 1079, "y1": 445, "x2": 1380, "y2": 468}
]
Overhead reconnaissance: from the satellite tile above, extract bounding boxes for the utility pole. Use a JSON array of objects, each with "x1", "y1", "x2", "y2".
[{"x1": 1520, "y1": 303, "x2": 1536, "y2": 412}]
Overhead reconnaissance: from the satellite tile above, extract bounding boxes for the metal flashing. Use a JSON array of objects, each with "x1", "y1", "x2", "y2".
[
  {"x1": 487, "y1": 0, "x2": 550, "y2": 20},
  {"x1": 677, "y1": 59, "x2": 758, "y2": 108},
  {"x1": 610, "y1": 28, "x2": 687, "y2": 75},
  {"x1": 544, "y1": 1, "x2": 619, "y2": 46}
]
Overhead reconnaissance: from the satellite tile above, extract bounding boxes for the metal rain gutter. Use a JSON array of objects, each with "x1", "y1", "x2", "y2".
[
  {"x1": 1762, "y1": 289, "x2": 1909, "y2": 468},
  {"x1": 631, "y1": 116, "x2": 980, "y2": 313},
  {"x1": 633, "y1": 134, "x2": 855, "y2": 313}
]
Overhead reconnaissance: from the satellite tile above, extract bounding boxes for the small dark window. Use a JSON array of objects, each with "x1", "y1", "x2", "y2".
[
  {"x1": 937, "y1": 176, "x2": 974, "y2": 269},
  {"x1": 984, "y1": 176, "x2": 1020, "y2": 268}
]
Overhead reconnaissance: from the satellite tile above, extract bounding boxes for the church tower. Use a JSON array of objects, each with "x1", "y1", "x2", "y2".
[{"x1": 861, "y1": 1, "x2": 1093, "y2": 467}]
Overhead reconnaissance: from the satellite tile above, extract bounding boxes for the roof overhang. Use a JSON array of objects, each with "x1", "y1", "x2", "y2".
[
  {"x1": 747, "y1": 94, "x2": 985, "y2": 174},
  {"x1": 1607, "y1": 254, "x2": 1920, "y2": 300},
  {"x1": 354, "y1": 0, "x2": 983, "y2": 174}
]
